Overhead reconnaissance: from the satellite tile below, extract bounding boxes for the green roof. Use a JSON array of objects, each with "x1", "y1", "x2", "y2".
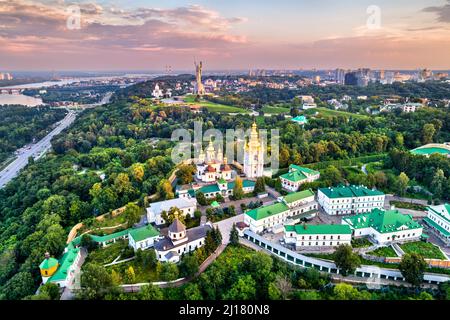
[
  {"x1": 411, "y1": 147, "x2": 450, "y2": 156},
  {"x1": 342, "y1": 209, "x2": 422, "y2": 234},
  {"x1": 319, "y1": 185, "x2": 384, "y2": 199},
  {"x1": 280, "y1": 165, "x2": 319, "y2": 182},
  {"x1": 427, "y1": 204, "x2": 450, "y2": 224},
  {"x1": 89, "y1": 229, "x2": 130, "y2": 243},
  {"x1": 228, "y1": 179, "x2": 256, "y2": 189},
  {"x1": 49, "y1": 246, "x2": 80, "y2": 282},
  {"x1": 292, "y1": 115, "x2": 308, "y2": 123},
  {"x1": 218, "y1": 178, "x2": 226, "y2": 184},
  {"x1": 424, "y1": 217, "x2": 450, "y2": 237},
  {"x1": 283, "y1": 189, "x2": 315, "y2": 204},
  {"x1": 192, "y1": 179, "x2": 256, "y2": 195},
  {"x1": 285, "y1": 224, "x2": 352, "y2": 235},
  {"x1": 211, "y1": 201, "x2": 220, "y2": 208},
  {"x1": 128, "y1": 225, "x2": 160, "y2": 242},
  {"x1": 245, "y1": 202, "x2": 289, "y2": 221},
  {"x1": 39, "y1": 257, "x2": 59, "y2": 270}
]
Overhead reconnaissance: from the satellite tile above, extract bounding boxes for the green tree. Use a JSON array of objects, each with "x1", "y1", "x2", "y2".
[
  {"x1": 254, "y1": 177, "x2": 266, "y2": 194},
  {"x1": 124, "y1": 266, "x2": 136, "y2": 283},
  {"x1": 175, "y1": 164, "x2": 196, "y2": 184},
  {"x1": 161, "y1": 206, "x2": 185, "y2": 224},
  {"x1": 430, "y1": 169, "x2": 446, "y2": 200},
  {"x1": 399, "y1": 253, "x2": 427, "y2": 287},
  {"x1": 223, "y1": 275, "x2": 256, "y2": 300},
  {"x1": 229, "y1": 223, "x2": 240, "y2": 246},
  {"x1": 135, "y1": 249, "x2": 157, "y2": 269},
  {"x1": 422, "y1": 123, "x2": 436, "y2": 144},
  {"x1": 111, "y1": 270, "x2": 122, "y2": 285},
  {"x1": 184, "y1": 283, "x2": 203, "y2": 300},
  {"x1": 130, "y1": 163, "x2": 145, "y2": 182},
  {"x1": 2, "y1": 272, "x2": 35, "y2": 300},
  {"x1": 81, "y1": 234, "x2": 98, "y2": 251},
  {"x1": 322, "y1": 165, "x2": 343, "y2": 185},
  {"x1": 333, "y1": 244, "x2": 361, "y2": 276},
  {"x1": 158, "y1": 263, "x2": 179, "y2": 282},
  {"x1": 196, "y1": 192, "x2": 208, "y2": 206},
  {"x1": 333, "y1": 283, "x2": 371, "y2": 300},
  {"x1": 179, "y1": 254, "x2": 199, "y2": 278},
  {"x1": 233, "y1": 176, "x2": 244, "y2": 200},
  {"x1": 123, "y1": 202, "x2": 142, "y2": 228},
  {"x1": 396, "y1": 172, "x2": 410, "y2": 196},
  {"x1": 39, "y1": 282, "x2": 60, "y2": 300},
  {"x1": 140, "y1": 284, "x2": 164, "y2": 300},
  {"x1": 80, "y1": 263, "x2": 115, "y2": 299},
  {"x1": 158, "y1": 179, "x2": 174, "y2": 200}
]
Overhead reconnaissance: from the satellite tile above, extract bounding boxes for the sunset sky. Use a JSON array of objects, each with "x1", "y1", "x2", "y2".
[{"x1": 1, "y1": 0, "x2": 450, "y2": 71}]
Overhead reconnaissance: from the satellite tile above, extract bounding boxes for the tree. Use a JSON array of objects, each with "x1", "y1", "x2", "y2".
[
  {"x1": 140, "y1": 284, "x2": 164, "y2": 300},
  {"x1": 333, "y1": 244, "x2": 361, "y2": 276},
  {"x1": 254, "y1": 177, "x2": 266, "y2": 194},
  {"x1": 322, "y1": 165, "x2": 343, "y2": 185},
  {"x1": 272, "y1": 275, "x2": 292, "y2": 300},
  {"x1": 179, "y1": 254, "x2": 199, "y2": 278},
  {"x1": 123, "y1": 202, "x2": 142, "y2": 228},
  {"x1": 135, "y1": 249, "x2": 157, "y2": 269},
  {"x1": 431, "y1": 169, "x2": 446, "y2": 200},
  {"x1": 215, "y1": 193, "x2": 225, "y2": 203},
  {"x1": 396, "y1": 172, "x2": 410, "y2": 196},
  {"x1": 158, "y1": 179, "x2": 174, "y2": 199},
  {"x1": 176, "y1": 164, "x2": 196, "y2": 184},
  {"x1": 223, "y1": 275, "x2": 256, "y2": 300},
  {"x1": 81, "y1": 234, "x2": 98, "y2": 251},
  {"x1": 39, "y1": 282, "x2": 60, "y2": 300},
  {"x1": 2, "y1": 272, "x2": 36, "y2": 300},
  {"x1": 399, "y1": 253, "x2": 427, "y2": 287},
  {"x1": 80, "y1": 263, "x2": 114, "y2": 299},
  {"x1": 161, "y1": 206, "x2": 185, "y2": 224},
  {"x1": 130, "y1": 163, "x2": 145, "y2": 182},
  {"x1": 184, "y1": 283, "x2": 203, "y2": 300},
  {"x1": 111, "y1": 270, "x2": 122, "y2": 285},
  {"x1": 124, "y1": 266, "x2": 136, "y2": 284},
  {"x1": 158, "y1": 262, "x2": 179, "y2": 282},
  {"x1": 229, "y1": 223, "x2": 240, "y2": 246},
  {"x1": 233, "y1": 176, "x2": 244, "y2": 200},
  {"x1": 422, "y1": 123, "x2": 436, "y2": 144},
  {"x1": 333, "y1": 283, "x2": 371, "y2": 300},
  {"x1": 196, "y1": 192, "x2": 208, "y2": 206}
]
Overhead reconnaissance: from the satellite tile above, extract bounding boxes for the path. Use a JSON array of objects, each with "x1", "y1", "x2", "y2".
[
  {"x1": 385, "y1": 195, "x2": 428, "y2": 206},
  {"x1": 361, "y1": 164, "x2": 368, "y2": 175},
  {"x1": 0, "y1": 110, "x2": 77, "y2": 189}
]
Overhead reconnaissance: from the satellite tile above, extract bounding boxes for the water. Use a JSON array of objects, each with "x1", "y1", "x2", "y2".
[{"x1": 0, "y1": 94, "x2": 44, "y2": 107}]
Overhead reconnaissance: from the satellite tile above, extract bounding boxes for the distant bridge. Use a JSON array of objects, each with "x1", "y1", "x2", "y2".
[{"x1": 0, "y1": 88, "x2": 26, "y2": 94}]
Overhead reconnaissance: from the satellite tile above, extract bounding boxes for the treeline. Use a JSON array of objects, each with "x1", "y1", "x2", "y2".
[{"x1": 0, "y1": 106, "x2": 66, "y2": 163}]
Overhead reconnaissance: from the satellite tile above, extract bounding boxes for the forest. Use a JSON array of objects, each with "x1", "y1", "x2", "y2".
[{"x1": 0, "y1": 106, "x2": 66, "y2": 163}]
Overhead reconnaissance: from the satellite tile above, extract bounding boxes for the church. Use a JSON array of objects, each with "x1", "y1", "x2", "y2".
[{"x1": 195, "y1": 122, "x2": 265, "y2": 183}]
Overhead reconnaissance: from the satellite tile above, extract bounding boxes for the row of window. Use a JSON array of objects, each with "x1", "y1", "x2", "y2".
[
  {"x1": 429, "y1": 214, "x2": 450, "y2": 231},
  {"x1": 299, "y1": 241, "x2": 342, "y2": 246},
  {"x1": 327, "y1": 196, "x2": 384, "y2": 204}
]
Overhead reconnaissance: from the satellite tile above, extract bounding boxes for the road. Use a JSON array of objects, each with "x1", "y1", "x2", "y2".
[{"x1": 0, "y1": 110, "x2": 77, "y2": 189}]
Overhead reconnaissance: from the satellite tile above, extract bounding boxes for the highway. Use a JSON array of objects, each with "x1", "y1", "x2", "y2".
[{"x1": 0, "y1": 110, "x2": 77, "y2": 189}]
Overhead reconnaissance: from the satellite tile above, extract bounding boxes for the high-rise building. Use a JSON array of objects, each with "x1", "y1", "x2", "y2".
[{"x1": 335, "y1": 68, "x2": 346, "y2": 84}]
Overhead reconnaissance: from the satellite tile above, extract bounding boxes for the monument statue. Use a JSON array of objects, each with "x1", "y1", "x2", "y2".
[{"x1": 194, "y1": 61, "x2": 206, "y2": 96}]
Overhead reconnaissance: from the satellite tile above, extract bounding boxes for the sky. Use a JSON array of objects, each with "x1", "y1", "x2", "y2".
[{"x1": 1, "y1": 0, "x2": 450, "y2": 71}]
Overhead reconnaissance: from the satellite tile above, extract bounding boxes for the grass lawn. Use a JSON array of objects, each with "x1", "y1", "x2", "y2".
[
  {"x1": 351, "y1": 238, "x2": 373, "y2": 248},
  {"x1": 108, "y1": 258, "x2": 159, "y2": 283},
  {"x1": 358, "y1": 256, "x2": 450, "y2": 275},
  {"x1": 316, "y1": 107, "x2": 371, "y2": 120},
  {"x1": 400, "y1": 241, "x2": 447, "y2": 260},
  {"x1": 262, "y1": 105, "x2": 290, "y2": 114},
  {"x1": 390, "y1": 201, "x2": 426, "y2": 211},
  {"x1": 182, "y1": 95, "x2": 247, "y2": 113},
  {"x1": 365, "y1": 161, "x2": 384, "y2": 174},
  {"x1": 84, "y1": 240, "x2": 131, "y2": 265},
  {"x1": 79, "y1": 212, "x2": 128, "y2": 234},
  {"x1": 367, "y1": 246, "x2": 398, "y2": 257}
]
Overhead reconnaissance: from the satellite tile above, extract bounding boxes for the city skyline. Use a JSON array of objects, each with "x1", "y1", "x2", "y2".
[{"x1": 1, "y1": 0, "x2": 450, "y2": 71}]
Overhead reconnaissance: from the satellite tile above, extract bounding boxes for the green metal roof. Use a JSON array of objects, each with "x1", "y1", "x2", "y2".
[
  {"x1": 342, "y1": 209, "x2": 422, "y2": 234},
  {"x1": 245, "y1": 202, "x2": 289, "y2": 221},
  {"x1": 285, "y1": 224, "x2": 352, "y2": 235},
  {"x1": 280, "y1": 165, "x2": 319, "y2": 182},
  {"x1": 411, "y1": 147, "x2": 450, "y2": 156},
  {"x1": 128, "y1": 225, "x2": 160, "y2": 242},
  {"x1": 192, "y1": 179, "x2": 256, "y2": 195},
  {"x1": 49, "y1": 246, "x2": 80, "y2": 282},
  {"x1": 283, "y1": 189, "x2": 315, "y2": 204},
  {"x1": 39, "y1": 257, "x2": 59, "y2": 270},
  {"x1": 319, "y1": 185, "x2": 384, "y2": 199},
  {"x1": 427, "y1": 204, "x2": 450, "y2": 224},
  {"x1": 292, "y1": 115, "x2": 308, "y2": 123},
  {"x1": 89, "y1": 229, "x2": 130, "y2": 243},
  {"x1": 199, "y1": 184, "x2": 220, "y2": 194},
  {"x1": 424, "y1": 217, "x2": 450, "y2": 237}
]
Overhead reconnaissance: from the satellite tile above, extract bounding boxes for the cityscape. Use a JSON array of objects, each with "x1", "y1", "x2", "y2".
[{"x1": 0, "y1": 0, "x2": 450, "y2": 311}]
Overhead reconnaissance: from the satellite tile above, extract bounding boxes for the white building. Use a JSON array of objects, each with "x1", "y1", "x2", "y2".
[
  {"x1": 297, "y1": 95, "x2": 315, "y2": 104},
  {"x1": 318, "y1": 185, "x2": 385, "y2": 216},
  {"x1": 154, "y1": 219, "x2": 212, "y2": 263},
  {"x1": 302, "y1": 103, "x2": 317, "y2": 110},
  {"x1": 284, "y1": 224, "x2": 352, "y2": 249},
  {"x1": 424, "y1": 204, "x2": 450, "y2": 245},
  {"x1": 244, "y1": 189, "x2": 318, "y2": 233},
  {"x1": 146, "y1": 198, "x2": 197, "y2": 225},
  {"x1": 128, "y1": 224, "x2": 161, "y2": 251},
  {"x1": 280, "y1": 164, "x2": 320, "y2": 192},
  {"x1": 152, "y1": 83, "x2": 164, "y2": 99},
  {"x1": 342, "y1": 208, "x2": 423, "y2": 245},
  {"x1": 243, "y1": 122, "x2": 264, "y2": 179}
]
